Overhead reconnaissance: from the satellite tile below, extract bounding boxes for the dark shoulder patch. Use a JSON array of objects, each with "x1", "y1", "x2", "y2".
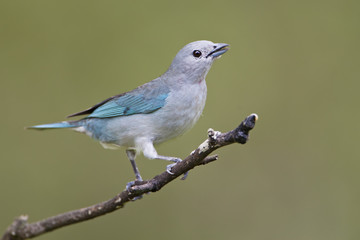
[{"x1": 123, "y1": 106, "x2": 130, "y2": 115}]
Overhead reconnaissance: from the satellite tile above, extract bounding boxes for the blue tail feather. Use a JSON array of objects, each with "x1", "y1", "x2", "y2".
[{"x1": 28, "y1": 121, "x2": 77, "y2": 130}]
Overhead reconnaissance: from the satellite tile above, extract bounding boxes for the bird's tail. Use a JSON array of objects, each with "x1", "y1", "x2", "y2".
[{"x1": 27, "y1": 121, "x2": 79, "y2": 130}]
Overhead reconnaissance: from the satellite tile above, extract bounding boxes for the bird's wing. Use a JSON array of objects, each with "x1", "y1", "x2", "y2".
[
  {"x1": 67, "y1": 81, "x2": 169, "y2": 119},
  {"x1": 87, "y1": 93, "x2": 168, "y2": 118}
]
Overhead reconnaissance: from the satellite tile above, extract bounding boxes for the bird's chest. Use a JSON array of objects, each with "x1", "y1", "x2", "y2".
[{"x1": 153, "y1": 81, "x2": 207, "y2": 142}]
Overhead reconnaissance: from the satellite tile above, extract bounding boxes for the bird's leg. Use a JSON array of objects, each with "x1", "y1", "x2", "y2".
[
  {"x1": 126, "y1": 149, "x2": 143, "y2": 182},
  {"x1": 141, "y1": 141, "x2": 189, "y2": 180},
  {"x1": 125, "y1": 149, "x2": 144, "y2": 200}
]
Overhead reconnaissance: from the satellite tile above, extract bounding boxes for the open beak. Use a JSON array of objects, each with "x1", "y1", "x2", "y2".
[{"x1": 206, "y1": 43, "x2": 229, "y2": 58}]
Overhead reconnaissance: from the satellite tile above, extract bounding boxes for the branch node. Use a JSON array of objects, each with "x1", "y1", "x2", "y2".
[
  {"x1": 207, "y1": 128, "x2": 221, "y2": 144},
  {"x1": 114, "y1": 197, "x2": 122, "y2": 204},
  {"x1": 198, "y1": 155, "x2": 219, "y2": 165}
]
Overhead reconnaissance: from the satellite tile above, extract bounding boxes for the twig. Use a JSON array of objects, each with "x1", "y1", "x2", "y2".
[{"x1": 1, "y1": 113, "x2": 258, "y2": 240}]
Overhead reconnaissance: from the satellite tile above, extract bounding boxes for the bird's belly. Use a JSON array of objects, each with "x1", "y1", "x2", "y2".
[
  {"x1": 151, "y1": 84, "x2": 207, "y2": 143},
  {"x1": 152, "y1": 106, "x2": 200, "y2": 143}
]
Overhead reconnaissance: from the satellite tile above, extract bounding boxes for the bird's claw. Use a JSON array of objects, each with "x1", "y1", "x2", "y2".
[
  {"x1": 166, "y1": 163, "x2": 177, "y2": 175},
  {"x1": 181, "y1": 171, "x2": 189, "y2": 180},
  {"x1": 126, "y1": 180, "x2": 144, "y2": 201},
  {"x1": 166, "y1": 158, "x2": 189, "y2": 180},
  {"x1": 126, "y1": 181, "x2": 136, "y2": 191}
]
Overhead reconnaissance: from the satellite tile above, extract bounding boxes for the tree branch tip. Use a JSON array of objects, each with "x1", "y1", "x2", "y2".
[
  {"x1": 225, "y1": 113, "x2": 258, "y2": 145},
  {"x1": 242, "y1": 113, "x2": 258, "y2": 131},
  {"x1": 250, "y1": 113, "x2": 259, "y2": 122}
]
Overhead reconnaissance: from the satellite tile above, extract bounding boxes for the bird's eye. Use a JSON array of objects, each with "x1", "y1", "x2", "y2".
[{"x1": 192, "y1": 50, "x2": 202, "y2": 58}]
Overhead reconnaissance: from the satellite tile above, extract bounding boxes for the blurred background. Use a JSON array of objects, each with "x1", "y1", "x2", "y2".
[{"x1": 1, "y1": 0, "x2": 359, "y2": 239}]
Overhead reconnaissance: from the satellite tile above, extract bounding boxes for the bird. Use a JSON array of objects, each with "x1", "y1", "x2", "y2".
[{"x1": 29, "y1": 40, "x2": 229, "y2": 184}]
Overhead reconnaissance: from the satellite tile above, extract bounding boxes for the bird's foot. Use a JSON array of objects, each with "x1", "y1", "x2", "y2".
[
  {"x1": 166, "y1": 158, "x2": 189, "y2": 180},
  {"x1": 126, "y1": 177, "x2": 145, "y2": 201},
  {"x1": 126, "y1": 181, "x2": 137, "y2": 191}
]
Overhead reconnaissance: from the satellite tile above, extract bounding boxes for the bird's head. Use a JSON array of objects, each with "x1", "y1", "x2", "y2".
[{"x1": 166, "y1": 40, "x2": 229, "y2": 83}]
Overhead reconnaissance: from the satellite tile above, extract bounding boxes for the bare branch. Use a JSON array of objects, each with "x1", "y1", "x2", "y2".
[{"x1": 1, "y1": 113, "x2": 258, "y2": 240}]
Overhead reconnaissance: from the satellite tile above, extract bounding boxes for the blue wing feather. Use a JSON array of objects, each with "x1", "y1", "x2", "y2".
[{"x1": 86, "y1": 93, "x2": 168, "y2": 118}]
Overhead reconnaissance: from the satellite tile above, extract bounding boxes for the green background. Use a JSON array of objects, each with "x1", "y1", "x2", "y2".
[{"x1": 1, "y1": 0, "x2": 359, "y2": 239}]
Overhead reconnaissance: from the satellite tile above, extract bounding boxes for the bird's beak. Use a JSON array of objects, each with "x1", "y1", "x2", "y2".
[{"x1": 206, "y1": 43, "x2": 229, "y2": 58}]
